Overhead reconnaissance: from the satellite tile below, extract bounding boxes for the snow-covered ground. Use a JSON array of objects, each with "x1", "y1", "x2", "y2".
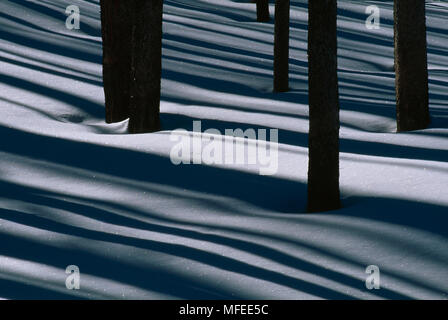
[{"x1": 0, "y1": 0, "x2": 447, "y2": 299}]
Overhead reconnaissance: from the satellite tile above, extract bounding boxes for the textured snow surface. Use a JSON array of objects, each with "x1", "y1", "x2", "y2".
[{"x1": 0, "y1": 0, "x2": 447, "y2": 299}]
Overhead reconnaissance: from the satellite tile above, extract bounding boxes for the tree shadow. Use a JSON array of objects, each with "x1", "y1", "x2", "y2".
[
  {"x1": 3, "y1": 178, "x2": 446, "y2": 299},
  {"x1": 159, "y1": 113, "x2": 448, "y2": 163},
  {"x1": 0, "y1": 278, "x2": 85, "y2": 300},
  {"x1": 0, "y1": 224, "x2": 241, "y2": 299},
  {"x1": 0, "y1": 74, "x2": 104, "y2": 119},
  {"x1": 0, "y1": 206, "x2": 359, "y2": 299},
  {"x1": 0, "y1": 124, "x2": 306, "y2": 213}
]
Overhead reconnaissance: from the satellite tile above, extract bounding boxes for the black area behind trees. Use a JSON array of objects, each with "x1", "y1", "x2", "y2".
[{"x1": 307, "y1": 0, "x2": 341, "y2": 212}]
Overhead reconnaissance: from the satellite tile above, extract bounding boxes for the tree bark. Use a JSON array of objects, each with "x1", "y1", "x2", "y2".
[
  {"x1": 274, "y1": 0, "x2": 290, "y2": 92},
  {"x1": 128, "y1": 0, "x2": 163, "y2": 134},
  {"x1": 394, "y1": 0, "x2": 430, "y2": 132},
  {"x1": 100, "y1": 0, "x2": 132, "y2": 123},
  {"x1": 307, "y1": 0, "x2": 340, "y2": 212},
  {"x1": 256, "y1": 0, "x2": 270, "y2": 22}
]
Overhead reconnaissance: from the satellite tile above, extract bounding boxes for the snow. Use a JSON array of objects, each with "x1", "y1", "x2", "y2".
[{"x1": 0, "y1": 0, "x2": 447, "y2": 299}]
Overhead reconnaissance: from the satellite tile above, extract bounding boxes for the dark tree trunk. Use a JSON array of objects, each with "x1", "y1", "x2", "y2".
[
  {"x1": 307, "y1": 0, "x2": 340, "y2": 212},
  {"x1": 274, "y1": 0, "x2": 290, "y2": 92},
  {"x1": 100, "y1": 0, "x2": 132, "y2": 123},
  {"x1": 256, "y1": 0, "x2": 270, "y2": 22},
  {"x1": 394, "y1": 0, "x2": 430, "y2": 132},
  {"x1": 128, "y1": 0, "x2": 163, "y2": 134}
]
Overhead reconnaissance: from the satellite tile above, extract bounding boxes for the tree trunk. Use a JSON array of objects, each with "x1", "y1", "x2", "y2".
[
  {"x1": 307, "y1": 0, "x2": 340, "y2": 212},
  {"x1": 274, "y1": 0, "x2": 290, "y2": 92},
  {"x1": 128, "y1": 0, "x2": 163, "y2": 134},
  {"x1": 394, "y1": 0, "x2": 430, "y2": 132},
  {"x1": 256, "y1": 0, "x2": 270, "y2": 22},
  {"x1": 100, "y1": 0, "x2": 132, "y2": 123}
]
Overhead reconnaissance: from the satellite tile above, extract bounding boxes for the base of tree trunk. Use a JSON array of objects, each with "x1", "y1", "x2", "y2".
[
  {"x1": 100, "y1": 1, "x2": 132, "y2": 123},
  {"x1": 307, "y1": 165, "x2": 341, "y2": 213},
  {"x1": 307, "y1": 0, "x2": 340, "y2": 213}
]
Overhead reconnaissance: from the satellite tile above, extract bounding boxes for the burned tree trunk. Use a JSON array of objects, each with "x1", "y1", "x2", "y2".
[
  {"x1": 128, "y1": 0, "x2": 163, "y2": 133},
  {"x1": 100, "y1": 0, "x2": 132, "y2": 123},
  {"x1": 307, "y1": 0, "x2": 340, "y2": 212},
  {"x1": 394, "y1": 0, "x2": 430, "y2": 132},
  {"x1": 274, "y1": 0, "x2": 290, "y2": 92}
]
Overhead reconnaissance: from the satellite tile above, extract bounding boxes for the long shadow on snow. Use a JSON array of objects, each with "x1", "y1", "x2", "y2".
[
  {"x1": 0, "y1": 218, "x2": 241, "y2": 299},
  {"x1": 164, "y1": 0, "x2": 256, "y2": 22},
  {"x1": 160, "y1": 114, "x2": 448, "y2": 163},
  {"x1": 0, "y1": 55, "x2": 103, "y2": 87},
  {"x1": 4, "y1": 0, "x2": 101, "y2": 37},
  {"x1": 0, "y1": 207, "x2": 355, "y2": 299},
  {"x1": 0, "y1": 278, "x2": 86, "y2": 300},
  {"x1": 0, "y1": 180, "x2": 414, "y2": 299},
  {"x1": 3, "y1": 178, "x2": 446, "y2": 298},
  {"x1": 0, "y1": 74, "x2": 104, "y2": 119},
  {"x1": 0, "y1": 27, "x2": 100, "y2": 64},
  {"x1": 0, "y1": 124, "x2": 306, "y2": 213}
]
